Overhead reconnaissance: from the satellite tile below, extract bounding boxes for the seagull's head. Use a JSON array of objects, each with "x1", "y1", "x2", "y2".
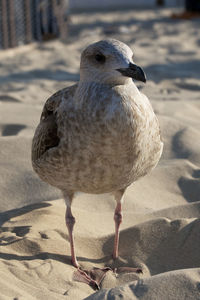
[{"x1": 80, "y1": 39, "x2": 146, "y2": 85}]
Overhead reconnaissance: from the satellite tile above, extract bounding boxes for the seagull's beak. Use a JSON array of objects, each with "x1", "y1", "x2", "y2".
[{"x1": 117, "y1": 63, "x2": 146, "y2": 83}]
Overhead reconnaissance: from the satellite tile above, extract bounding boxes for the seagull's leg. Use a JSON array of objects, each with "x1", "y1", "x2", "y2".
[
  {"x1": 112, "y1": 189, "x2": 143, "y2": 274},
  {"x1": 63, "y1": 191, "x2": 79, "y2": 268},
  {"x1": 66, "y1": 205, "x2": 79, "y2": 268},
  {"x1": 112, "y1": 188, "x2": 126, "y2": 259},
  {"x1": 63, "y1": 191, "x2": 101, "y2": 289}
]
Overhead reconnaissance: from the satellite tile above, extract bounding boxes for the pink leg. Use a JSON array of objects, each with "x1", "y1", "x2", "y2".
[
  {"x1": 64, "y1": 193, "x2": 101, "y2": 289},
  {"x1": 113, "y1": 202, "x2": 122, "y2": 259},
  {"x1": 65, "y1": 205, "x2": 79, "y2": 268},
  {"x1": 112, "y1": 190, "x2": 143, "y2": 274},
  {"x1": 112, "y1": 189, "x2": 125, "y2": 259}
]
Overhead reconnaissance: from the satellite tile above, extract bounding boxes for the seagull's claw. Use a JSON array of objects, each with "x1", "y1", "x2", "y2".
[
  {"x1": 73, "y1": 267, "x2": 112, "y2": 290},
  {"x1": 73, "y1": 268, "x2": 100, "y2": 290}
]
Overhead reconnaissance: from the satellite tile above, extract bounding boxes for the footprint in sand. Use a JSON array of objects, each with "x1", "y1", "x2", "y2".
[
  {"x1": 172, "y1": 127, "x2": 200, "y2": 161},
  {"x1": 192, "y1": 169, "x2": 200, "y2": 178},
  {"x1": 0, "y1": 95, "x2": 20, "y2": 102},
  {"x1": 0, "y1": 226, "x2": 31, "y2": 246},
  {"x1": 178, "y1": 170, "x2": 200, "y2": 203},
  {"x1": 175, "y1": 82, "x2": 200, "y2": 91},
  {"x1": 172, "y1": 129, "x2": 190, "y2": 159},
  {"x1": 0, "y1": 226, "x2": 31, "y2": 235},
  {"x1": 0, "y1": 124, "x2": 26, "y2": 136}
]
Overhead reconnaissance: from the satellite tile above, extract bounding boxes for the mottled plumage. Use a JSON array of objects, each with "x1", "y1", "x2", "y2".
[
  {"x1": 32, "y1": 81, "x2": 162, "y2": 193},
  {"x1": 32, "y1": 39, "x2": 163, "y2": 287}
]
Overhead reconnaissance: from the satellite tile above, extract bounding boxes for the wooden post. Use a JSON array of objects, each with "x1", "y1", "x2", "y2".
[
  {"x1": 24, "y1": 0, "x2": 32, "y2": 43},
  {"x1": 35, "y1": 0, "x2": 42, "y2": 41},
  {"x1": 2, "y1": 0, "x2": 9, "y2": 48},
  {"x1": 52, "y1": 0, "x2": 68, "y2": 41},
  {"x1": 8, "y1": 0, "x2": 17, "y2": 47}
]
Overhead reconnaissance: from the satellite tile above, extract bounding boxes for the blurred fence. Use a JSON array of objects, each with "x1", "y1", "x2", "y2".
[{"x1": 0, "y1": 0, "x2": 69, "y2": 49}]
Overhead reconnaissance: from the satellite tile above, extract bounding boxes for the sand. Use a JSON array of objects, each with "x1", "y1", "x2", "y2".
[{"x1": 0, "y1": 7, "x2": 200, "y2": 300}]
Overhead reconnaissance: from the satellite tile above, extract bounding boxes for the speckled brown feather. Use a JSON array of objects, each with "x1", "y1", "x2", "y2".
[{"x1": 31, "y1": 114, "x2": 59, "y2": 161}]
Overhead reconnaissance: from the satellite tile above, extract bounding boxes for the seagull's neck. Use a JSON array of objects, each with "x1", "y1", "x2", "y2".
[
  {"x1": 74, "y1": 79, "x2": 141, "y2": 109},
  {"x1": 78, "y1": 77, "x2": 133, "y2": 88}
]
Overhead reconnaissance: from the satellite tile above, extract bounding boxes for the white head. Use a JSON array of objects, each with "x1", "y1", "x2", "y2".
[{"x1": 80, "y1": 39, "x2": 146, "y2": 86}]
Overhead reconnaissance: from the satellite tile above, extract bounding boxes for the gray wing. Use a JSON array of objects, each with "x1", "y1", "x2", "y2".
[{"x1": 32, "y1": 84, "x2": 77, "y2": 163}]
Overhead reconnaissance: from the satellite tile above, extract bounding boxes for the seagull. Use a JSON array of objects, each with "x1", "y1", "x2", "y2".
[{"x1": 32, "y1": 39, "x2": 163, "y2": 288}]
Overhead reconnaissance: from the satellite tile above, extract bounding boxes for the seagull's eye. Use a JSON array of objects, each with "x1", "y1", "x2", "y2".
[{"x1": 95, "y1": 54, "x2": 106, "y2": 64}]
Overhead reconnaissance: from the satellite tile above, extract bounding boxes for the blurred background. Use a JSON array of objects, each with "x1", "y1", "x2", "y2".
[{"x1": 1, "y1": 0, "x2": 199, "y2": 49}]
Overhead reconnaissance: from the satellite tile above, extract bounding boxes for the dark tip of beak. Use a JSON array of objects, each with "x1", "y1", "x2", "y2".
[
  {"x1": 129, "y1": 63, "x2": 146, "y2": 83},
  {"x1": 117, "y1": 63, "x2": 146, "y2": 83}
]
